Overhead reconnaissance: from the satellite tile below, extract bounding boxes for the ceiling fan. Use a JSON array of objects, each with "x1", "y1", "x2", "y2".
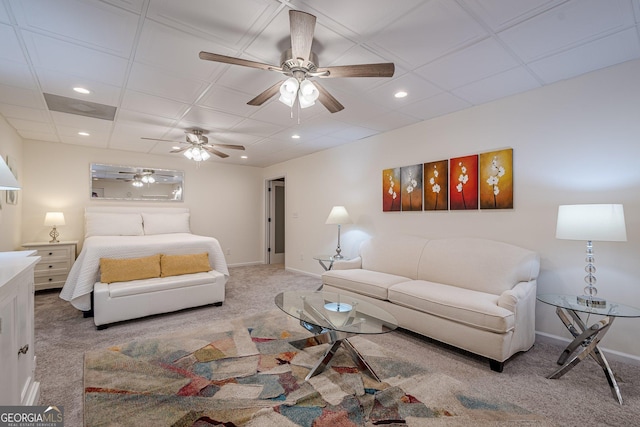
[
  {"x1": 199, "y1": 10, "x2": 395, "y2": 113},
  {"x1": 141, "y1": 129, "x2": 245, "y2": 161}
]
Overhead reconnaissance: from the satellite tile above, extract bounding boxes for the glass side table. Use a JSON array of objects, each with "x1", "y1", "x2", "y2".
[
  {"x1": 537, "y1": 294, "x2": 640, "y2": 404},
  {"x1": 313, "y1": 254, "x2": 350, "y2": 271}
]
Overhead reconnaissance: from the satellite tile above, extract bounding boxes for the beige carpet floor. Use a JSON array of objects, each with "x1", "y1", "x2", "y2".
[{"x1": 35, "y1": 264, "x2": 640, "y2": 427}]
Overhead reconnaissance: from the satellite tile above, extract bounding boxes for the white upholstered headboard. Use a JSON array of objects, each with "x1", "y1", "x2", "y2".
[
  {"x1": 84, "y1": 207, "x2": 190, "y2": 238},
  {"x1": 85, "y1": 207, "x2": 189, "y2": 214}
]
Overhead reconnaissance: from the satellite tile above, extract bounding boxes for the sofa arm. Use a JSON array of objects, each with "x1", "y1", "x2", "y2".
[
  {"x1": 332, "y1": 256, "x2": 362, "y2": 270},
  {"x1": 497, "y1": 281, "x2": 535, "y2": 313}
]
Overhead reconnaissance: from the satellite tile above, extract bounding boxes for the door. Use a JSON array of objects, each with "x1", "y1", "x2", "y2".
[{"x1": 267, "y1": 179, "x2": 285, "y2": 264}]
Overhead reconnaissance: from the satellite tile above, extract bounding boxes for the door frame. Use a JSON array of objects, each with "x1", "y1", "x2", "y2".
[{"x1": 265, "y1": 176, "x2": 285, "y2": 264}]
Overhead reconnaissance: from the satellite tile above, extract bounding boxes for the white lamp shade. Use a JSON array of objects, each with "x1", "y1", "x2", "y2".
[
  {"x1": 556, "y1": 204, "x2": 626, "y2": 242},
  {"x1": 279, "y1": 77, "x2": 299, "y2": 107},
  {"x1": 44, "y1": 212, "x2": 66, "y2": 226},
  {"x1": 325, "y1": 206, "x2": 352, "y2": 225},
  {"x1": 299, "y1": 80, "x2": 319, "y2": 109},
  {"x1": 0, "y1": 156, "x2": 20, "y2": 190}
]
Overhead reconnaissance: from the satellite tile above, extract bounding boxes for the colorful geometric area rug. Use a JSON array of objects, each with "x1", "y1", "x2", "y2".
[{"x1": 84, "y1": 310, "x2": 551, "y2": 426}]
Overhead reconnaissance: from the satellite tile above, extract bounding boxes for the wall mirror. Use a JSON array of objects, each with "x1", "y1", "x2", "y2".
[{"x1": 90, "y1": 163, "x2": 184, "y2": 201}]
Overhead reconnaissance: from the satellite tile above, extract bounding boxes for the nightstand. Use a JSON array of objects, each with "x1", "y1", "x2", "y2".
[{"x1": 21, "y1": 241, "x2": 78, "y2": 291}]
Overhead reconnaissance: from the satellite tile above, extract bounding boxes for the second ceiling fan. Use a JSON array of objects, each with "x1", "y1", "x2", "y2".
[{"x1": 199, "y1": 10, "x2": 395, "y2": 113}]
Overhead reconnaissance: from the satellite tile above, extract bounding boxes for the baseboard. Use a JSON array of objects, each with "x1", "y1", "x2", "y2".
[
  {"x1": 535, "y1": 331, "x2": 640, "y2": 366},
  {"x1": 227, "y1": 261, "x2": 263, "y2": 268}
]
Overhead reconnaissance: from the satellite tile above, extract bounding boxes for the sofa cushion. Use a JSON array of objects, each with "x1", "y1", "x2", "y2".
[
  {"x1": 160, "y1": 252, "x2": 211, "y2": 277},
  {"x1": 359, "y1": 234, "x2": 429, "y2": 279},
  {"x1": 322, "y1": 269, "x2": 411, "y2": 300},
  {"x1": 99, "y1": 254, "x2": 161, "y2": 284},
  {"x1": 103, "y1": 271, "x2": 220, "y2": 298},
  {"x1": 417, "y1": 238, "x2": 540, "y2": 295},
  {"x1": 388, "y1": 280, "x2": 515, "y2": 333}
]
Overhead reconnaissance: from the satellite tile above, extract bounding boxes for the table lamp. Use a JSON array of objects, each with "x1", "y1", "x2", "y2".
[
  {"x1": 555, "y1": 204, "x2": 627, "y2": 307},
  {"x1": 325, "y1": 206, "x2": 352, "y2": 259},
  {"x1": 44, "y1": 212, "x2": 66, "y2": 243}
]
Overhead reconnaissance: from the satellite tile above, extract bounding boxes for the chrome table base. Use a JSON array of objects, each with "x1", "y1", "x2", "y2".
[
  {"x1": 288, "y1": 321, "x2": 381, "y2": 381},
  {"x1": 549, "y1": 307, "x2": 622, "y2": 404}
]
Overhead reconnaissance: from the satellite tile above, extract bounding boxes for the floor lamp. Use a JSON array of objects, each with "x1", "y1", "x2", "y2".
[{"x1": 325, "y1": 206, "x2": 352, "y2": 259}]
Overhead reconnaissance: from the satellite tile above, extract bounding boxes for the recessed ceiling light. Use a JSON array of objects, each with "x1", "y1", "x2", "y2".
[
  {"x1": 292, "y1": 134, "x2": 300, "y2": 139},
  {"x1": 241, "y1": 155, "x2": 248, "y2": 159},
  {"x1": 394, "y1": 91, "x2": 408, "y2": 98},
  {"x1": 73, "y1": 87, "x2": 91, "y2": 94},
  {"x1": 172, "y1": 146, "x2": 181, "y2": 150},
  {"x1": 78, "y1": 131, "x2": 90, "y2": 136}
]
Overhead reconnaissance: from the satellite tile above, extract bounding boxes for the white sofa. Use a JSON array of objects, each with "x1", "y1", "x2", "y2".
[
  {"x1": 321, "y1": 235, "x2": 540, "y2": 372},
  {"x1": 93, "y1": 270, "x2": 226, "y2": 329}
]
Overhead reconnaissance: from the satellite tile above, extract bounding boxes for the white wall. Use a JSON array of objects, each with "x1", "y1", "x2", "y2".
[
  {"x1": 0, "y1": 116, "x2": 24, "y2": 251},
  {"x1": 264, "y1": 59, "x2": 640, "y2": 359},
  {"x1": 21, "y1": 140, "x2": 264, "y2": 265}
]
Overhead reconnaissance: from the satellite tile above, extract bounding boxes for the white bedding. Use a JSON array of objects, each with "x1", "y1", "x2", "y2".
[{"x1": 59, "y1": 233, "x2": 229, "y2": 311}]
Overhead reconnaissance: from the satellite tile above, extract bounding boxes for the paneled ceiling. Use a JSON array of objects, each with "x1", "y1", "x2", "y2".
[{"x1": 1, "y1": 0, "x2": 639, "y2": 167}]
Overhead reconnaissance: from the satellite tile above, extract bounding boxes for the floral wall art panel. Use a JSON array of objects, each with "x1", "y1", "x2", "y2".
[
  {"x1": 382, "y1": 167, "x2": 401, "y2": 211},
  {"x1": 424, "y1": 160, "x2": 448, "y2": 211},
  {"x1": 401, "y1": 164, "x2": 423, "y2": 211},
  {"x1": 480, "y1": 148, "x2": 513, "y2": 209},
  {"x1": 449, "y1": 154, "x2": 478, "y2": 210}
]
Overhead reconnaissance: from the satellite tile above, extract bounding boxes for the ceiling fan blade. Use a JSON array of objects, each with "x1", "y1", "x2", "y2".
[
  {"x1": 141, "y1": 137, "x2": 180, "y2": 143},
  {"x1": 290, "y1": 10, "x2": 316, "y2": 62},
  {"x1": 313, "y1": 81, "x2": 344, "y2": 113},
  {"x1": 210, "y1": 143, "x2": 245, "y2": 151},
  {"x1": 316, "y1": 63, "x2": 395, "y2": 78},
  {"x1": 203, "y1": 146, "x2": 229, "y2": 158},
  {"x1": 199, "y1": 51, "x2": 281, "y2": 72},
  {"x1": 247, "y1": 80, "x2": 284, "y2": 106}
]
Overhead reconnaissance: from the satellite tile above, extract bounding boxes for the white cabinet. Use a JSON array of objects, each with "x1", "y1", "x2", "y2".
[
  {"x1": 0, "y1": 251, "x2": 40, "y2": 405},
  {"x1": 22, "y1": 241, "x2": 77, "y2": 291}
]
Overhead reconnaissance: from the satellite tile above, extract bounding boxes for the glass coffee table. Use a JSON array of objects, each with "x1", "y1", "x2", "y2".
[
  {"x1": 537, "y1": 294, "x2": 640, "y2": 404},
  {"x1": 275, "y1": 290, "x2": 397, "y2": 381}
]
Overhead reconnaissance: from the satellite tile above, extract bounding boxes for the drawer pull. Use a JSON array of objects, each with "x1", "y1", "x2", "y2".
[
  {"x1": 49, "y1": 265, "x2": 53, "y2": 268},
  {"x1": 48, "y1": 278, "x2": 53, "y2": 282},
  {"x1": 18, "y1": 344, "x2": 29, "y2": 356},
  {"x1": 48, "y1": 252, "x2": 53, "y2": 256}
]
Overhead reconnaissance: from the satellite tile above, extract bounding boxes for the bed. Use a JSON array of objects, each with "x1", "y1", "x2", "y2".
[{"x1": 59, "y1": 207, "x2": 229, "y2": 327}]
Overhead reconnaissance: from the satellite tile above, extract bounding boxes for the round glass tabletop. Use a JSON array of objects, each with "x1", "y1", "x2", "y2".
[
  {"x1": 275, "y1": 290, "x2": 398, "y2": 334},
  {"x1": 537, "y1": 294, "x2": 640, "y2": 318}
]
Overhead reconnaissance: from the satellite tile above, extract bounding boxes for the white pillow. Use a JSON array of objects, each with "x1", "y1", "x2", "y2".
[
  {"x1": 142, "y1": 212, "x2": 190, "y2": 235},
  {"x1": 85, "y1": 213, "x2": 144, "y2": 238}
]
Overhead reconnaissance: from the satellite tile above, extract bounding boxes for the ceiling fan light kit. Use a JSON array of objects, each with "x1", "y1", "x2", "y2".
[{"x1": 184, "y1": 146, "x2": 211, "y2": 162}]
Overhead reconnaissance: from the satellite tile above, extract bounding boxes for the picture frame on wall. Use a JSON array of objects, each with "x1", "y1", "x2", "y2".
[
  {"x1": 382, "y1": 167, "x2": 401, "y2": 212},
  {"x1": 423, "y1": 160, "x2": 448, "y2": 211},
  {"x1": 449, "y1": 154, "x2": 478, "y2": 210},
  {"x1": 400, "y1": 164, "x2": 423, "y2": 211},
  {"x1": 480, "y1": 148, "x2": 513, "y2": 209}
]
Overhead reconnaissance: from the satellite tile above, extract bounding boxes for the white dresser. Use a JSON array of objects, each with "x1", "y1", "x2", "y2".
[
  {"x1": 0, "y1": 251, "x2": 40, "y2": 405},
  {"x1": 21, "y1": 241, "x2": 77, "y2": 291}
]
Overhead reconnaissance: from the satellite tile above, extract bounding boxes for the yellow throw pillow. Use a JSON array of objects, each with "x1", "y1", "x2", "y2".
[
  {"x1": 160, "y1": 252, "x2": 211, "y2": 277},
  {"x1": 99, "y1": 254, "x2": 161, "y2": 284}
]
